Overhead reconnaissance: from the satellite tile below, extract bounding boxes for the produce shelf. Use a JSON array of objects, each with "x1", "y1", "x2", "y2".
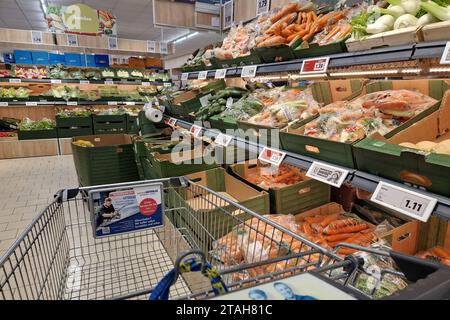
[
  {"x1": 166, "y1": 116, "x2": 450, "y2": 222},
  {"x1": 182, "y1": 42, "x2": 448, "y2": 79},
  {"x1": 0, "y1": 101, "x2": 146, "y2": 106},
  {"x1": 0, "y1": 78, "x2": 172, "y2": 86}
]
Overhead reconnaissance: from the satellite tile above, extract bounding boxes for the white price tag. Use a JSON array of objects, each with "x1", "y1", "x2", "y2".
[
  {"x1": 0, "y1": 102, "x2": 8, "y2": 106},
  {"x1": 163, "y1": 82, "x2": 172, "y2": 87},
  {"x1": 256, "y1": 0, "x2": 270, "y2": 16},
  {"x1": 80, "y1": 80, "x2": 90, "y2": 84},
  {"x1": 440, "y1": 41, "x2": 450, "y2": 65},
  {"x1": 190, "y1": 125, "x2": 202, "y2": 138},
  {"x1": 258, "y1": 147, "x2": 286, "y2": 167},
  {"x1": 370, "y1": 182, "x2": 437, "y2": 222},
  {"x1": 223, "y1": 0, "x2": 234, "y2": 29},
  {"x1": 159, "y1": 42, "x2": 168, "y2": 55},
  {"x1": 51, "y1": 79, "x2": 62, "y2": 84},
  {"x1": 198, "y1": 71, "x2": 208, "y2": 80},
  {"x1": 306, "y1": 162, "x2": 349, "y2": 188},
  {"x1": 199, "y1": 94, "x2": 212, "y2": 107},
  {"x1": 66, "y1": 101, "x2": 78, "y2": 106},
  {"x1": 25, "y1": 102, "x2": 38, "y2": 106},
  {"x1": 215, "y1": 69, "x2": 227, "y2": 79},
  {"x1": 241, "y1": 66, "x2": 257, "y2": 78},
  {"x1": 181, "y1": 73, "x2": 189, "y2": 81},
  {"x1": 108, "y1": 101, "x2": 118, "y2": 106},
  {"x1": 67, "y1": 34, "x2": 78, "y2": 47},
  {"x1": 301, "y1": 57, "x2": 330, "y2": 74},
  {"x1": 215, "y1": 133, "x2": 233, "y2": 147},
  {"x1": 203, "y1": 121, "x2": 211, "y2": 129},
  {"x1": 108, "y1": 37, "x2": 118, "y2": 50},
  {"x1": 167, "y1": 118, "x2": 177, "y2": 127},
  {"x1": 141, "y1": 82, "x2": 150, "y2": 86},
  {"x1": 104, "y1": 80, "x2": 114, "y2": 85},
  {"x1": 125, "y1": 102, "x2": 136, "y2": 106},
  {"x1": 226, "y1": 97, "x2": 234, "y2": 109},
  {"x1": 31, "y1": 30, "x2": 43, "y2": 44},
  {"x1": 9, "y1": 79, "x2": 21, "y2": 83},
  {"x1": 147, "y1": 40, "x2": 156, "y2": 53}
]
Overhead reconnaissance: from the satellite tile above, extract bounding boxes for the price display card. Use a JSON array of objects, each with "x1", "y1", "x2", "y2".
[
  {"x1": 306, "y1": 162, "x2": 349, "y2": 188},
  {"x1": 198, "y1": 71, "x2": 208, "y2": 80},
  {"x1": 66, "y1": 101, "x2": 78, "y2": 106},
  {"x1": 440, "y1": 41, "x2": 450, "y2": 65},
  {"x1": 190, "y1": 125, "x2": 202, "y2": 138},
  {"x1": 215, "y1": 69, "x2": 227, "y2": 79},
  {"x1": 301, "y1": 57, "x2": 330, "y2": 74},
  {"x1": 371, "y1": 182, "x2": 437, "y2": 222},
  {"x1": 80, "y1": 80, "x2": 90, "y2": 84},
  {"x1": 9, "y1": 79, "x2": 21, "y2": 83},
  {"x1": 181, "y1": 73, "x2": 189, "y2": 81},
  {"x1": 241, "y1": 65, "x2": 258, "y2": 78},
  {"x1": 258, "y1": 147, "x2": 286, "y2": 167},
  {"x1": 166, "y1": 118, "x2": 177, "y2": 127},
  {"x1": 215, "y1": 133, "x2": 233, "y2": 147},
  {"x1": 256, "y1": 0, "x2": 270, "y2": 16}
]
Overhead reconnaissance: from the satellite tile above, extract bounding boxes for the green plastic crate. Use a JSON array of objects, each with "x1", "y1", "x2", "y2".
[
  {"x1": 210, "y1": 51, "x2": 261, "y2": 68},
  {"x1": 93, "y1": 114, "x2": 127, "y2": 135},
  {"x1": 170, "y1": 167, "x2": 270, "y2": 252},
  {"x1": 126, "y1": 114, "x2": 139, "y2": 134},
  {"x1": 293, "y1": 35, "x2": 350, "y2": 59},
  {"x1": 236, "y1": 120, "x2": 283, "y2": 148},
  {"x1": 18, "y1": 129, "x2": 57, "y2": 140},
  {"x1": 254, "y1": 45, "x2": 296, "y2": 64},
  {"x1": 208, "y1": 115, "x2": 239, "y2": 132},
  {"x1": 229, "y1": 161, "x2": 330, "y2": 215},
  {"x1": 56, "y1": 116, "x2": 93, "y2": 138},
  {"x1": 71, "y1": 134, "x2": 139, "y2": 187}
]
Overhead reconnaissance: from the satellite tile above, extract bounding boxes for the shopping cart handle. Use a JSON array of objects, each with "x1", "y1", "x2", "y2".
[{"x1": 54, "y1": 189, "x2": 80, "y2": 203}]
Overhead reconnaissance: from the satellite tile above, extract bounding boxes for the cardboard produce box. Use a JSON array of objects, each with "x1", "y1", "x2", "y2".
[
  {"x1": 354, "y1": 88, "x2": 450, "y2": 197},
  {"x1": 172, "y1": 167, "x2": 270, "y2": 252},
  {"x1": 229, "y1": 160, "x2": 330, "y2": 215},
  {"x1": 71, "y1": 134, "x2": 139, "y2": 187},
  {"x1": 281, "y1": 80, "x2": 448, "y2": 168},
  {"x1": 420, "y1": 21, "x2": 450, "y2": 42}
]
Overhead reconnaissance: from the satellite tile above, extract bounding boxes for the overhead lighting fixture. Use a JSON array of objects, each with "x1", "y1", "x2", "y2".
[
  {"x1": 329, "y1": 70, "x2": 399, "y2": 77},
  {"x1": 401, "y1": 68, "x2": 422, "y2": 74},
  {"x1": 173, "y1": 32, "x2": 199, "y2": 44},
  {"x1": 430, "y1": 67, "x2": 450, "y2": 73}
]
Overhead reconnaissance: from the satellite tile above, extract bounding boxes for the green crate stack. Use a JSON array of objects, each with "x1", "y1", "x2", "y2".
[
  {"x1": 93, "y1": 114, "x2": 127, "y2": 135},
  {"x1": 56, "y1": 116, "x2": 93, "y2": 138},
  {"x1": 18, "y1": 129, "x2": 57, "y2": 140}
]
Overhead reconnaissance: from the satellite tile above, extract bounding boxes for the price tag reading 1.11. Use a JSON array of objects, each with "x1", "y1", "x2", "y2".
[
  {"x1": 190, "y1": 125, "x2": 202, "y2": 138},
  {"x1": 258, "y1": 147, "x2": 286, "y2": 167},
  {"x1": 301, "y1": 57, "x2": 330, "y2": 74},
  {"x1": 370, "y1": 182, "x2": 437, "y2": 222},
  {"x1": 215, "y1": 69, "x2": 227, "y2": 79},
  {"x1": 306, "y1": 162, "x2": 349, "y2": 188},
  {"x1": 241, "y1": 66, "x2": 257, "y2": 78}
]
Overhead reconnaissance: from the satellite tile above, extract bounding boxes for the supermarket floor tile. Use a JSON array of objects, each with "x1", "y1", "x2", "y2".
[{"x1": 0, "y1": 155, "x2": 78, "y2": 258}]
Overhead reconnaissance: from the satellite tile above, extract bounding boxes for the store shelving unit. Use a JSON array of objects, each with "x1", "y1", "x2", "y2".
[
  {"x1": 166, "y1": 116, "x2": 450, "y2": 222},
  {"x1": 0, "y1": 78, "x2": 172, "y2": 86}
]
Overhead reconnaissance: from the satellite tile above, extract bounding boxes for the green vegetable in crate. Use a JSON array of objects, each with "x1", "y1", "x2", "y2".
[
  {"x1": 0, "y1": 87, "x2": 30, "y2": 99},
  {"x1": 57, "y1": 110, "x2": 92, "y2": 118},
  {"x1": 220, "y1": 95, "x2": 265, "y2": 120},
  {"x1": 19, "y1": 118, "x2": 55, "y2": 131},
  {"x1": 194, "y1": 87, "x2": 248, "y2": 120}
]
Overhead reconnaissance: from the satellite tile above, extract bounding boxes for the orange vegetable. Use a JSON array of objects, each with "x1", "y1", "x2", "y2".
[
  {"x1": 258, "y1": 35, "x2": 287, "y2": 47},
  {"x1": 323, "y1": 24, "x2": 341, "y2": 42},
  {"x1": 282, "y1": 28, "x2": 294, "y2": 38},
  {"x1": 270, "y1": 3, "x2": 299, "y2": 23},
  {"x1": 304, "y1": 216, "x2": 325, "y2": 224},
  {"x1": 323, "y1": 219, "x2": 369, "y2": 235},
  {"x1": 320, "y1": 214, "x2": 341, "y2": 227},
  {"x1": 325, "y1": 233, "x2": 355, "y2": 242},
  {"x1": 432, "y1": 246, "x2": 450, "y2": 259},
  {"x1": 294, "y1": 23, "x2": 306, "y2": 32}
]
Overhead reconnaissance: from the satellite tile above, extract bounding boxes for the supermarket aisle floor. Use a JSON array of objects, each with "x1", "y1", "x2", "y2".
[{"x1": 0, "y1": 155, "x2": 78, "y2": 258}]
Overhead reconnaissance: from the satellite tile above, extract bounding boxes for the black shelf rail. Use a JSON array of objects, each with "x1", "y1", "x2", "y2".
[
  {"x1": 181, "y1": 41, "x2": 448, "y2": 79},
  {"x1": 0, "y1": 78, "x2": 172, "y2": 86},
  {"x1": 1, "y1": 101, "x2": 146, "y2": 106},
  {"x1": 167, "y1": 116, "x2": 450, "y2": 222}
]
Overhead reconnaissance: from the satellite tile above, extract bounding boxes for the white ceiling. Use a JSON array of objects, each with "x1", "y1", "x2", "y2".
[{"x1": 0, "y1": 0, "x2": 223, "y2": 57}]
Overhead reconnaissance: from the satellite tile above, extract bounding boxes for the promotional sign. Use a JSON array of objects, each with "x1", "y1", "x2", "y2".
[
  {"x1": 46, "y1": 3, "x2": 117, "y2": 36},
  {"x1": 258, "y1": 147, "x2": 286, "y2": 167},
  {"x1": 371, "y1": 182, "x2": 437, "y2": 222},
  {"x1": 306, "y1": 162, "x2": 349, "y2": 188},
  {"x1": 213, "y1": 272, "x2": 356, "y2": 300},
  {"x1": 301, "y1": 57, "x2": 330, "y2": 74},
  {"x1": 147, "y1": 40, "x2": 156, "y2": 53},
  {"x1": 89, "y1": 183, "x2": 164, "y2": 238}
]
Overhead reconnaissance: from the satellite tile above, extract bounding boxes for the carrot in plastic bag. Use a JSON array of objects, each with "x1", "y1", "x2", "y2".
[{"x1": 323, "y1": 219, "x2": 369, "y2": 235}]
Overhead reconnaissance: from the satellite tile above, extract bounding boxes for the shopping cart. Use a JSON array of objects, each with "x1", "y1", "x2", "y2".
[{"x1": 0, "y1": 177, "x2": 448, "y2": 300}]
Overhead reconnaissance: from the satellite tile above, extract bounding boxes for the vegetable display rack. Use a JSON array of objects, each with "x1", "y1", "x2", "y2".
[{"x1": 1, "y1": 178, "x2": 448, "y2": 300}]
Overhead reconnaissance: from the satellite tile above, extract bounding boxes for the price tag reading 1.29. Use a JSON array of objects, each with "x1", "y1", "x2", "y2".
[
  {"x1": 190, "y1": 125, "x2": 202, "y2": 138},
  {"x1": 241, "y1": 66, "x2": 257, "y2": 78},
  {"x1": 258, "y1": 147, "x2": 286, "y2": 167},
  {"x1": 370, "y1": 182, "x2": 437, "y2": 222}
]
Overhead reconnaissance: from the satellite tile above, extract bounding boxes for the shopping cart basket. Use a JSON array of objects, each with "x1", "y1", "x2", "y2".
[{"x1": 0, "y1": 177, "x2": 448, "y2": 300}]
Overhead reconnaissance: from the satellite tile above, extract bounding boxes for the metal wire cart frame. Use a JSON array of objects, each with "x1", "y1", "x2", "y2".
[{"x1": 0, "y1": 177, "x2": 449, "y2": 300}]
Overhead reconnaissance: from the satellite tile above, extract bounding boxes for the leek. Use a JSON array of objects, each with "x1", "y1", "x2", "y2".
[{"x1": 420, "y1": 0, "x2": 450, "y2": 21}]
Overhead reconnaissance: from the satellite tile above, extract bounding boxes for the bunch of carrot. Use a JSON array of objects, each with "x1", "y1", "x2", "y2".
[
  {"x1": 245, "y1": 164, "x2": 304, "y2": 189},
  {"x1": 256, "y1": 2, "x2": 351, "y2": 48}
]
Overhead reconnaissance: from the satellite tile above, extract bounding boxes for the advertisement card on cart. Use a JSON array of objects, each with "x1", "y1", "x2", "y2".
[{"x1": 88, "y1": 183, "x2": 164, "y2": 238}]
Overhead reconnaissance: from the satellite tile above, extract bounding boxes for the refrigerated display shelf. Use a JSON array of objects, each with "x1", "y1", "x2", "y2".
[
  {"x1": 0, "y1": 78, "x2": 172, "y2": 86},
  {"x1": 167, "y1": 116, "x2": 450, "y2": 222},
  {"x1": 0, "y1": 101, "x2": 146, "y2": 106},
  {"x1": 181, "y1": 41, "x2": 448, "y2": 79}
]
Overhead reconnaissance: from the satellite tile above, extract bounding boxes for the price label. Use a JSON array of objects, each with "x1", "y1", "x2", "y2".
[
  {"x1": 226, "y1": 97, "x2": 234, "y2": 109},
  {"x1": 215, "y1": 133, "x2": 233, "y2": 147},
  {"x1": 167, "y1": 118, "x2": 177, "y2": 127},
  {"x1": 125, "y1": 102, "x2": 136, "y2": 106},
  {"x1": 223, "y1": 0, "x2": 234, "y2": 29},
  {"x1": 256, "y1": 0, "x2": 270, "y2": 16},
  {"x1": 198, "y1": 71, "x2": 208, "y2": 80},
  {"x1": 108, "y1": 37, "x2": 118, "y2": 50},
  {"x1": 159, "y1": 42, "x2": 168, "y2": 55},
  {"x1": 104, "y1": 80, "x2": 114, "y2": 85},
  {"x1": 258, "y1": 147, "x2": 286, "y2": 167},
  {"x1": 301, "y1": 57, "x2": 330, "y2": 74},
  {"x1": 203, "y1": 121, "x2": 211, "y2": 129},
  {"x1": 108, "y1": 101, "x2": 118, "y2": 106},
  {"x1": 0, "y1": 102, "x2": 8, "y2": 106},
  {"x1": 31, "y1": 30, "x2": 43, "y2": 44},
  {"x1": 66, "y1": 101, "x2": 78, "y2": 106},
  {"x1": 25, "y1": 102, "x2": 38, "y2": 106},
  {"x1": 440, "y1": 41, "x2": 450, "y2": 64},
  {"x1": 9, "y1": 79, "x2": 21, "y2": 83},
  {"x1": 51, "y1": 79, "x2": 62, "y2": 84},
  {"x1": 141, "y1": 82, "x2": 150, "y2": 86},
  {"x1": 163, "y1": 82, "x2": 172, "y2": 87},
  {"x1": 190, "y1": 125, "x2": 202, "y2": 138},
  {"x1": 67, "y1": 34, "x2": 78, "y2": 47},
  {"x1": 241, "y1": 66, "x2": 257, "y2": 78},
  {"x1": 181, "y1": 73, "x2": 189, "y2": 81},
  {"x1": 306, "y1": 162, "x2": 349, "y2": 188},
  {"x1": 215, "y1": 69, "x2": 227, "y2": 79},
  {"x1": 147, "y1": 40, "x2": 156, "y2": 53},
  {"x1": 370, "y1": 182, "x2": 437, "y2": 222},
  {"x1": 80, "y1": 80, "x2": 90, "y2": 84},
  {"x1": 199, "y1": 94, "x2": 212, "y2": 107}
]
